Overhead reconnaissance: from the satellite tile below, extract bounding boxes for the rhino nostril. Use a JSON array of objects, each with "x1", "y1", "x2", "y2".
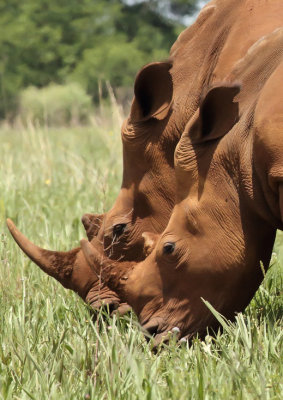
[
  {"x1": 146, "y1": 324, "x2": 160, "y2": 336},
  {"x1": 142, "y1": 317, "x2": 165, "y2": 340},
  {"x1": 142, "y1": 321, "x2": 159, "y2": 336},
  {"x1": 89, "y1": 298, "x2": 120, "y2": 315},
  {"x1": 106, "y1": 302, "x2": 120, "y2": 315}
]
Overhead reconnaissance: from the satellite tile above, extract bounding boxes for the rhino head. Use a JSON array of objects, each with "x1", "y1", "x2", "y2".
[
  {"x1": 82, "y1": 29, "x2": 283, "y2": 342},
  {"x1": 7, "y1": 61, "x2": 178, "y2": 313}
]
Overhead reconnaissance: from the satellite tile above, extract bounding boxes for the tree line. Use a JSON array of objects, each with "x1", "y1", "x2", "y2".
[{"x1": 0, "y1": 0, "x2": 201, "y2": 119}]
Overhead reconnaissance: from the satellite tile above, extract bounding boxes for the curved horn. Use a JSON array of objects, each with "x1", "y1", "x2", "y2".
[
  {"x1": 7, "y1": 218, "x2": 80, "y2": 289},
  {"x1": 81, "y1": 213, "x2": 104, "y2": 241},
  {"x1": 80, "y1": 238, "x2": 134, "y2": 299},
  {"x1": 7, "y1": 219, "x2": 122, "y2": 310}
]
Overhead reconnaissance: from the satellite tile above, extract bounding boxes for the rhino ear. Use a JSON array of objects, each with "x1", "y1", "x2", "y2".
[
  {"x1": 130, "y1": 62, "x2": 173, "y2": 122},
  {"x1": 142, "y1": 232, "x2": 159, "y2": 256},
  {"x1": 190, "y1": 84, "x2": 240, "y2": 142}
]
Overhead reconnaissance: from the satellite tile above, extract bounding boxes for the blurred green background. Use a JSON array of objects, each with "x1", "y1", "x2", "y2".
[
  {"x1": 0, "y1": 0, "x2": 206, "y2": 121},
  {"x1": 0, "y1": 2, "x2": 282, "y2": 398}
]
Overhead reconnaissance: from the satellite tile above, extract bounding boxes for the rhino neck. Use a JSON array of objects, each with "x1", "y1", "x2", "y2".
[{"x1": 171, "y1": 0, "x2": 283, "y2": 131}]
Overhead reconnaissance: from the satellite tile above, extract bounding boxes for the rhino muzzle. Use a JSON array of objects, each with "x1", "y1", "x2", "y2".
[{"x1": 6, "y1": 219, "x2": 125, "y2": 313}]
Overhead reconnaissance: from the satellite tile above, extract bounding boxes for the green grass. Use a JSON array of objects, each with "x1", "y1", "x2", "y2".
[{"x1": 0, "y1": 115, "x2": 282, "y2": 399}]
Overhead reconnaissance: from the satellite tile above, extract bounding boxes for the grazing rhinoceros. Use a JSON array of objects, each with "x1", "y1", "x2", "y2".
[
  {"x1": 7, "y1": 0, "x2": 283, "y2": 321},
  {"x1": 7, "y1": 61, "x2": 177, "y2": 314},
  {"x1": 81, "y1": 25, "x2": 283, "y2": 343}
]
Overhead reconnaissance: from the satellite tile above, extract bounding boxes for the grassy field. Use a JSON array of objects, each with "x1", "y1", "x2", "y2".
[{"x1": 0, "y1": 113, "x2": 282, "y2": 399}]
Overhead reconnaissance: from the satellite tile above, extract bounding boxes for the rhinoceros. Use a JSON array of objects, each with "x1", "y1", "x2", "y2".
[
  {"x1": 7, "y1": 61, "x2": 177, "y2": 314},
  {"x1": 3, "y1": 1, "x2": 230, "y2": 308},
  {"x1": 81, "y1": 23, "x2": 283, "y2": 343},
  {"x1": 7, "y1": 0, "x2": 283, "y2": 336}
]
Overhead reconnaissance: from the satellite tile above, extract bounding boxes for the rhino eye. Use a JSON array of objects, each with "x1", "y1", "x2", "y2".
[
  {"x1": 113, "y1": 223, "x2": 126, "y2": 237},
  {"x1": 163, "y1": 242, "x2": 175, "y2": 255}
]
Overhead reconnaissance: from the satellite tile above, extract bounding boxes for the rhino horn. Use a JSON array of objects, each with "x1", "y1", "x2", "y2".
[
  {"x1": 7, "y1": 218, "x2": 80, "y2": 290},
  {"x1": 81, "y1": 213, "x2": 104, "y2": 241},
  {"x1": 80, "y1": 238, "x2": 134, "y2": 299},
  {"x1": 7, "y1": 219, "x2": 125, "y2": 311}
]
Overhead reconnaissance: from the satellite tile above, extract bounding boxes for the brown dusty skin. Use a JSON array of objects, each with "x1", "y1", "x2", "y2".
[
  {"x1": 71, "y1": 0, "x2": 283, "y2": 317},
  {"x1": 8, "y1": 0, "x2": 283, "y2": 340},
  {"x1": 80, "y1": 3, "x2": 283, "y2": 341}
]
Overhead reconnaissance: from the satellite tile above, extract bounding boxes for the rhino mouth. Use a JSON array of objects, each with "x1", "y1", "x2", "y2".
[
  {"x1": 141, "y1": 318, "x2": 163, "y2": 338},
  {"x1": 141, "y1": 317, "x2": 183, "y2": 347},
  {"x1": 87, "y1": 297, "x2": 121, "y2": 314}
]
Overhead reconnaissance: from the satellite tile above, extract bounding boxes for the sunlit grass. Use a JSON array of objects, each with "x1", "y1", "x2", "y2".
[{"x1": 0, "y1": 114, "x2": 282, "y2": 399}]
